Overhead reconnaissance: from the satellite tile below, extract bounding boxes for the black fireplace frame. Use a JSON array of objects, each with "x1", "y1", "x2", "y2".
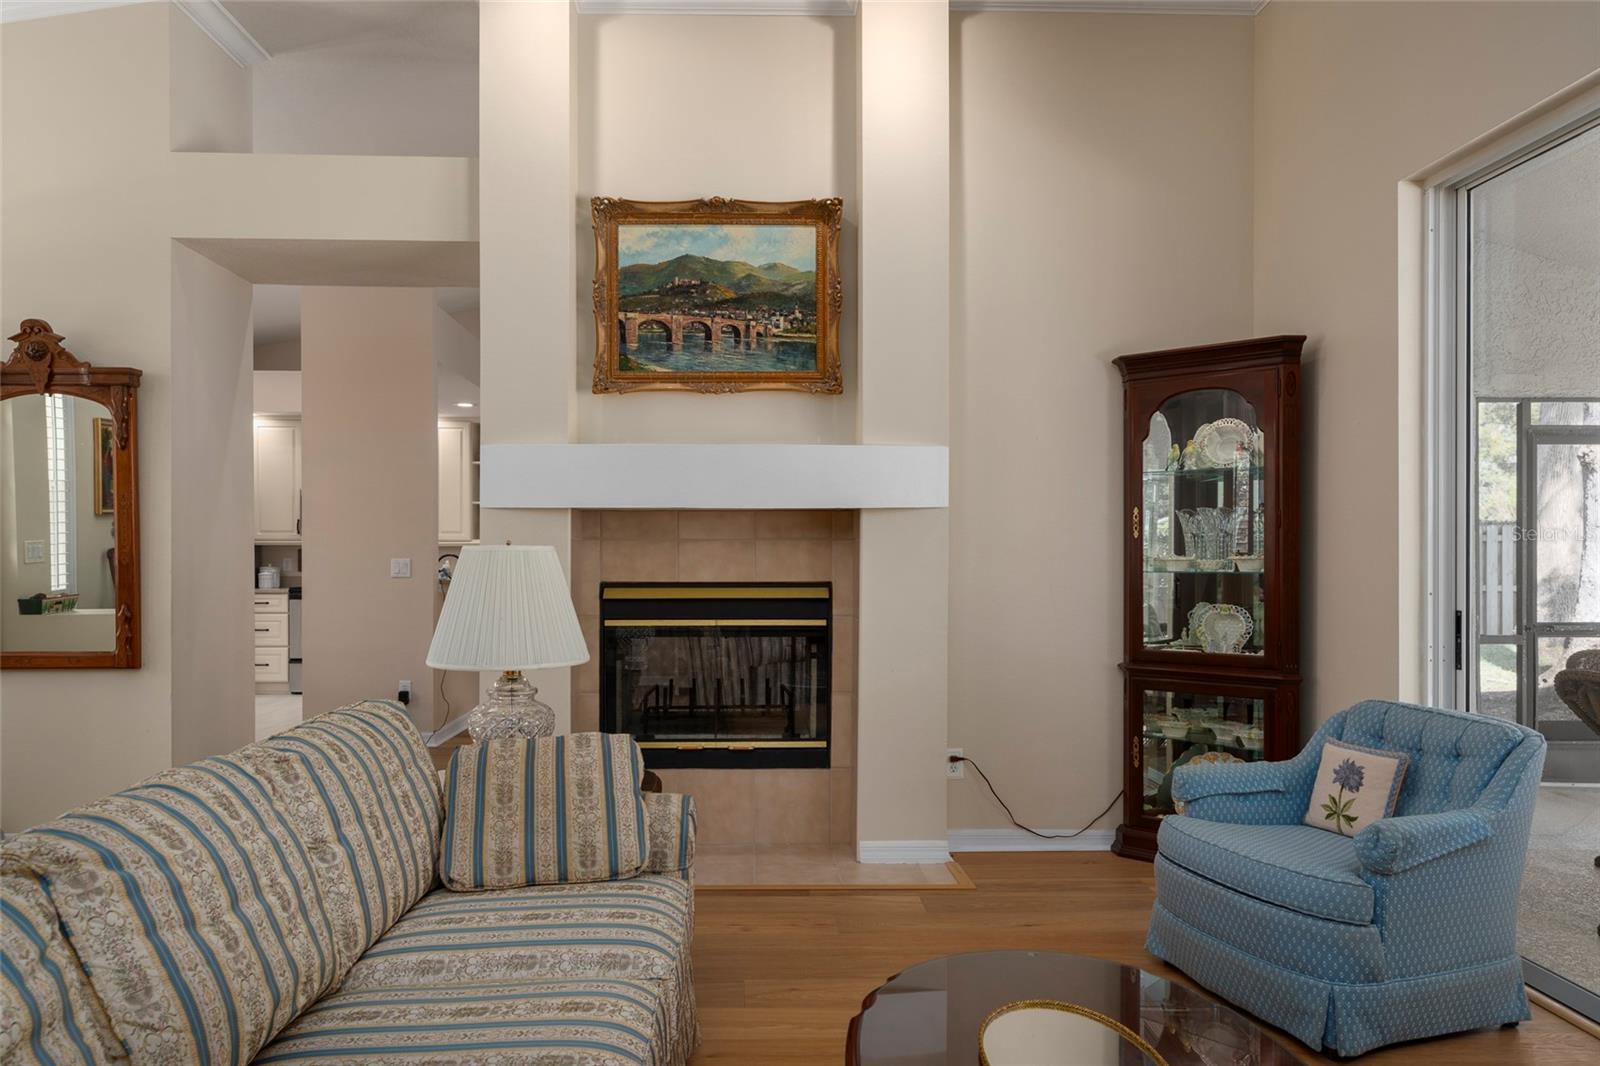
[{"x1": 599, "y1": 582, "x2": 832, "y2": 769}]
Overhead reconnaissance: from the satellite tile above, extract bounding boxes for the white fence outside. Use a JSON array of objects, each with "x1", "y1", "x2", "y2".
[{"x1": 1479, "y1": 522, "x2": 1517, "y2": 637}]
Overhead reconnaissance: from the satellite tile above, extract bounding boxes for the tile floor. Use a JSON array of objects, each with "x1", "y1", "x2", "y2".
[
  {"x1": 1519, "y1": 784, "x2": 1600, "y2": 996},
  {"x1": 255, "y1": 694, "x2": 302, "y2": 740},
  {"x1": 696, "y1": 844, "x2": 962, "y2": 889}
]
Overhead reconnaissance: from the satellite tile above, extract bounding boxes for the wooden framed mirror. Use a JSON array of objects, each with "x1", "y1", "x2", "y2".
[{"x1": 2, "y1": 319, "x2": 142, "y2": 668}]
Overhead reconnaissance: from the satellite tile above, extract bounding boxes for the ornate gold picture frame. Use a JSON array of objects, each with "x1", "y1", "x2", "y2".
[{"x1": 591, "y1": 197, "x2": 843, "y2": 394}]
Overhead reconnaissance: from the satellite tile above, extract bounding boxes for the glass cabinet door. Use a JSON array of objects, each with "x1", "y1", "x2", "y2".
[
  {"x1": 1138, "y1": 687, "x2": 1266, "y2": 820},
  {"x1": 1141, "y1": 389, "x2": 1265, "y2": 656}
]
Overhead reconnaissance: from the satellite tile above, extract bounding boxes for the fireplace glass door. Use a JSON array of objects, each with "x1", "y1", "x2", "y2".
[{"x1": 600, "y1": 583, "x2": 832, "y2": 768}]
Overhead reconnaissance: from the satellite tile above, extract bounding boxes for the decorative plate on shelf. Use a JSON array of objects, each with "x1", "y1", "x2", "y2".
[
  {"x1": 1189, "y1": 602, "x2": 1255, "y2": 654},
  {"x1": 1189, "y1": 751, "x2": 1245, "y2": 765},
  {"x1": 1193, "y1": 418, "x2": 1253, "y2": 467}
]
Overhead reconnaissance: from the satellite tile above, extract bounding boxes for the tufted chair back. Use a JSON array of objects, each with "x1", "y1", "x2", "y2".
[{"x1": 1327, "y1": 699, "x2": 1529, "y2": 816}]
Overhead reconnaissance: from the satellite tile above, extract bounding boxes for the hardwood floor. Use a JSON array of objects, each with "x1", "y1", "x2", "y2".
[{"x1": 689, "y1": 851, "x2": 1597, "y2": 1065}]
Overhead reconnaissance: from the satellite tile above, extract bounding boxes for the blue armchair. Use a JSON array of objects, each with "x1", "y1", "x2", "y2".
[{"x1": 1145, "y1": 700, "x2": 1545, "y2": 1057}]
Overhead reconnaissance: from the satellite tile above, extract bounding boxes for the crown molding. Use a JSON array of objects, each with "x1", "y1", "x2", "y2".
[
  {"x1": 950, "y1": 1, "x2": 1266, "y2": 13},
  {"x1": 575, "y1": 1, "x2": 858, "y2": 15},
  {"x1": 1, "y1": 1, "x2": 147, "y2": 23},
  {"x1": 173, "y1": 0, "x2": 269, "y2": 65},
  {"x1": 1, "y1": 1, "x2": 269, "y2": 63}
]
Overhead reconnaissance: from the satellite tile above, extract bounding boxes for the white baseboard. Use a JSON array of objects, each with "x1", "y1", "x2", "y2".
[
  {"x1": 947, "y1": 829, "x2": 1115, "y2": 852},
  {"x1": 856, "y1": 840, "x2": 953, "y2": 864}
]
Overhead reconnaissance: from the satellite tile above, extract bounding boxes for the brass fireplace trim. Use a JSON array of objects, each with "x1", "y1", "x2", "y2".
[
  {"x1": 604, "y1": 618, "x2": 828, "y2": 628},
  {"x1": 603, "y1": 585, "x2": 830, "y2": 600},
  {"x1": 637, "y1": 740, "x2": 828, "y2": 750}
]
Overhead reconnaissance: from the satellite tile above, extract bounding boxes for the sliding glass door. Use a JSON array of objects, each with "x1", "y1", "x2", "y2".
[
  {"x1": 1448, "y1": 116, "x2": 1600, "y2": 1023},
  {"x1": 1463, "y1": 122, "x2": 1600, "y2": 784},
  {"x1": 1471, "y1": 402, "x2": 1600, "y2": 780}
]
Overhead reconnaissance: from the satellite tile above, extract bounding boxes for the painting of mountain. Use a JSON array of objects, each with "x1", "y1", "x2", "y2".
[{"x1": 592, "y1": 199, "x2": 842, "y2": 394}]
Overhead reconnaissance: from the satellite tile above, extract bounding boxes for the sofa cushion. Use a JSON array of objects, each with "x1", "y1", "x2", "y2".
[
  {"x1": 1, "y1": 871, "x2": 127, "y2": 1065},
  {"x1": 252, "y1": 980, "x2": 676, "y2": 1066},
  {"x1": 1, "y1": 747, "x2": 341, "y2": 1066},
  {"x1": 263, "y1": 703, "x2": 442, "y2": 955},
  {"x1": 440, "y1": 734, "x2": 649, "y2": 890},
  {"x1": 641, "y1": 793, "x2": 696, "y2": 880},
  {"x1": 338, "y1": 875, "x2": 693, "y2": 993},
  {"x1": 1158, "y1": 817, "x2": 1375, "y2": 925}
]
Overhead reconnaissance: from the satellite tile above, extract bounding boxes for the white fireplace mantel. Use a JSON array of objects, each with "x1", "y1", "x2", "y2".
[{"x1": 480, "y1": 443, "x2": 948, "y2": 510}]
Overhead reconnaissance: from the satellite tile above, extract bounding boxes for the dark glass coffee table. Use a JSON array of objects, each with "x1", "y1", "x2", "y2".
[{"x1": 847, "y1": 951, "x2": 1302, "y2": 1066}]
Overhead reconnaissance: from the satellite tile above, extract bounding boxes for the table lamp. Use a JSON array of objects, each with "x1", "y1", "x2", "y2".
[{"x1": 426, "y1": 544, "x2": 590, "y2": 741}]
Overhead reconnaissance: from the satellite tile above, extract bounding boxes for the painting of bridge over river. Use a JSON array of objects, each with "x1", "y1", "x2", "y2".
[
  {"x1": 614, "y1": 223, "x2": 819, "y2": 376},
  {"x1": 592, "y1": 197, "x2": 842, "y2": 393}
]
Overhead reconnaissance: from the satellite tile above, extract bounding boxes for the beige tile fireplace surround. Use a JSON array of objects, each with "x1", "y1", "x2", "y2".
[{"x1": 571, "y1": 509, "x2": 857, "y2": 848}]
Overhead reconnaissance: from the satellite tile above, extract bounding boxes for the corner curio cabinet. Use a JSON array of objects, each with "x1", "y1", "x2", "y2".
[{"x1": 1111, "y1": 336, "x2": 1305, "y2": 861}]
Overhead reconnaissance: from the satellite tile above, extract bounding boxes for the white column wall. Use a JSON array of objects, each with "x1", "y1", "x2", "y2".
[
  {"x1": 854, "y1": 0, "x2": 952, "y2": 860},
  {"x1": 477, "y1": 0, "x2": 577, "y2": 731}
]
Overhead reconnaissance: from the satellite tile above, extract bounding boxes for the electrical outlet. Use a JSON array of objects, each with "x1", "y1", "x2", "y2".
[
  {"x1": 398, "y1": 680, "x2": 412, "y2": 705},
  {"x1": 946, "y1": 748, "x2": 965, "y2": 779},
  {"x1": 389, "y1": 558, "x2": 412, "y2": 578}
]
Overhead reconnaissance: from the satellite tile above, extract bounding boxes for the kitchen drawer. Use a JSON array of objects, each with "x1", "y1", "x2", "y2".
[
  {"x1": 254, "y1": 647, "x2": 288, "y2": 683},
  {"x1": 253, "y1": 614, "x2": 288, "y2": 647},
  {"x1": 252, "y1": 590, "x2": 289, "y2": 614}
]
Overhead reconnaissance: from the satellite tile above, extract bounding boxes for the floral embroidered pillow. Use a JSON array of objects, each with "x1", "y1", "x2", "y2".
[{"x1": 1303, "y1": 739, "x2": 1409, "y2": 837}]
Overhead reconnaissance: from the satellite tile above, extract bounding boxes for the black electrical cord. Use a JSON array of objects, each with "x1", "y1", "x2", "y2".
[{"x1": 954, "y1": 755, "x2": 1124, "y2": 840}]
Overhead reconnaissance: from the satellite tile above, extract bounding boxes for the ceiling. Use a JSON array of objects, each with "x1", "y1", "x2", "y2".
[{"x1": 220, "y1": 0, "x2": 476, "y2": 60}]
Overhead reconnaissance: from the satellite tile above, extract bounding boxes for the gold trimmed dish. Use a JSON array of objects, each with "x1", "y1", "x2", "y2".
[{"x1": 979, "y1": 999, "x2": 1168, "y2": 1066}]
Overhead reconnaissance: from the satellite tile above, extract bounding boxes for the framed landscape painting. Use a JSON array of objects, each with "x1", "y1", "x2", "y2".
[
  {"x1": 92, "y1": 416, "x2": 115, "y2": 515},
  {"x1": 591, "y1": 197, "x2": 843, "y2": 394}
]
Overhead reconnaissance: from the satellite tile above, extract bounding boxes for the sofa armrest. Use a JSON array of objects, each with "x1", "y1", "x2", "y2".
[
  {"x1": 642, "y1": 792, "x2": 696, "y2": 877},
  {"x1": 1352, "y1": 808, "x2": 1494, "y2": 875},
  {"x1": 1172, "y1": 752, "x2": 1318, "y2": 825}
]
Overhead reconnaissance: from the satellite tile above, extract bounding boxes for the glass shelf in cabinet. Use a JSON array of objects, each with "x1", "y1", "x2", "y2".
[
  {"x1": 1141, "y1": 727, "x2": 1266, "y2": 751},
  {"x1": 1142, "y1": 464, "x2": 1264, "y2": 483},
  {"x1": 1145, "y1": 557, "x2": 1267, "y2": 573}
]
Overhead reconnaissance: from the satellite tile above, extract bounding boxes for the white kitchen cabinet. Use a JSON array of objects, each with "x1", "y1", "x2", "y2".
[
  {"x1": 438, "y1": 420, "x2": 478, "y2": 545},
  {"x1": 254, "y1": 418, "x2": 302, "y2": 543}
]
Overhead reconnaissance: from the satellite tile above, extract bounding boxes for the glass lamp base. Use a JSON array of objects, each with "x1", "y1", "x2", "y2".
[{"x1": 465, "y1": 671, "x2": 555, "y2": 742}]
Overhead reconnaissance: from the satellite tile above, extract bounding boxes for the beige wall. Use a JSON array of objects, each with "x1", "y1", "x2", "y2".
[
  {"x1": 169, "y1": 6, "x2": 250, "y2": 153},
  {"x1": 947, "y1": 11, "x2": 1254, "y2": 832},
  {"x1": 170, "y1": 243, "x2": 255, "y2": 764},
  {"x1": 300, "y1": 288, "x2": 438, "y2": 727},
  {"x1": 571, "y1": 12, "x2": 857, "y2": 445},
  {"x1": 1252, "y1": 0, "x2": 1600, "y2": 726},
  {"x1": 251, "y1": 21, "x2": 477, "y2": 157},
  {"x1": 1, "y1": 4, "x2": 177, "y2": 831}
]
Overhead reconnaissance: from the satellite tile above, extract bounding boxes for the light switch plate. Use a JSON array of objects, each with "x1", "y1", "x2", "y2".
[
  {"x1": 24, "y1": 540, "x2": 46, "y2": 564},
  {"x1": 389, "y1": 558, "x2": 412, "y2": 578}
]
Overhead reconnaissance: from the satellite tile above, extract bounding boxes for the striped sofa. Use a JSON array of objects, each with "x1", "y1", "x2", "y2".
[{"x1": 0, "y1": 701, "x2": 698, "y2": 1066}]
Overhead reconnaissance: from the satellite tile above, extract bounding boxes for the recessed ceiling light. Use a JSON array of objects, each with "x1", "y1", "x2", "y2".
[{"x1": 455, "y1": 402, "x2": 475, "y2": 408}]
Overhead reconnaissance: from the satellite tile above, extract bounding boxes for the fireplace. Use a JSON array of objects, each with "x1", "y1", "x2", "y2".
[{"x1": 600, "y1": 583, "x2": 831, "y2": 768}]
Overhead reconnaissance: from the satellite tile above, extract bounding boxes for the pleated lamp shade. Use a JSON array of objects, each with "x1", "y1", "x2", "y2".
[{"x1": 426, "y1": 545, "x2": 590, "y2": 672}]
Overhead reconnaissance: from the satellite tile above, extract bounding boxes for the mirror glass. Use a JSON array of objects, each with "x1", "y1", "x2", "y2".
[{"x1": 1, "y1": 393, "x2": 119, "y2": 653}]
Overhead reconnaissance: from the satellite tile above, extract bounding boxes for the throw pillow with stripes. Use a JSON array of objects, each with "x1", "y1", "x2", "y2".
[{"x1": 440, "y1": 734, "x2": 650, "y2": 890}]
